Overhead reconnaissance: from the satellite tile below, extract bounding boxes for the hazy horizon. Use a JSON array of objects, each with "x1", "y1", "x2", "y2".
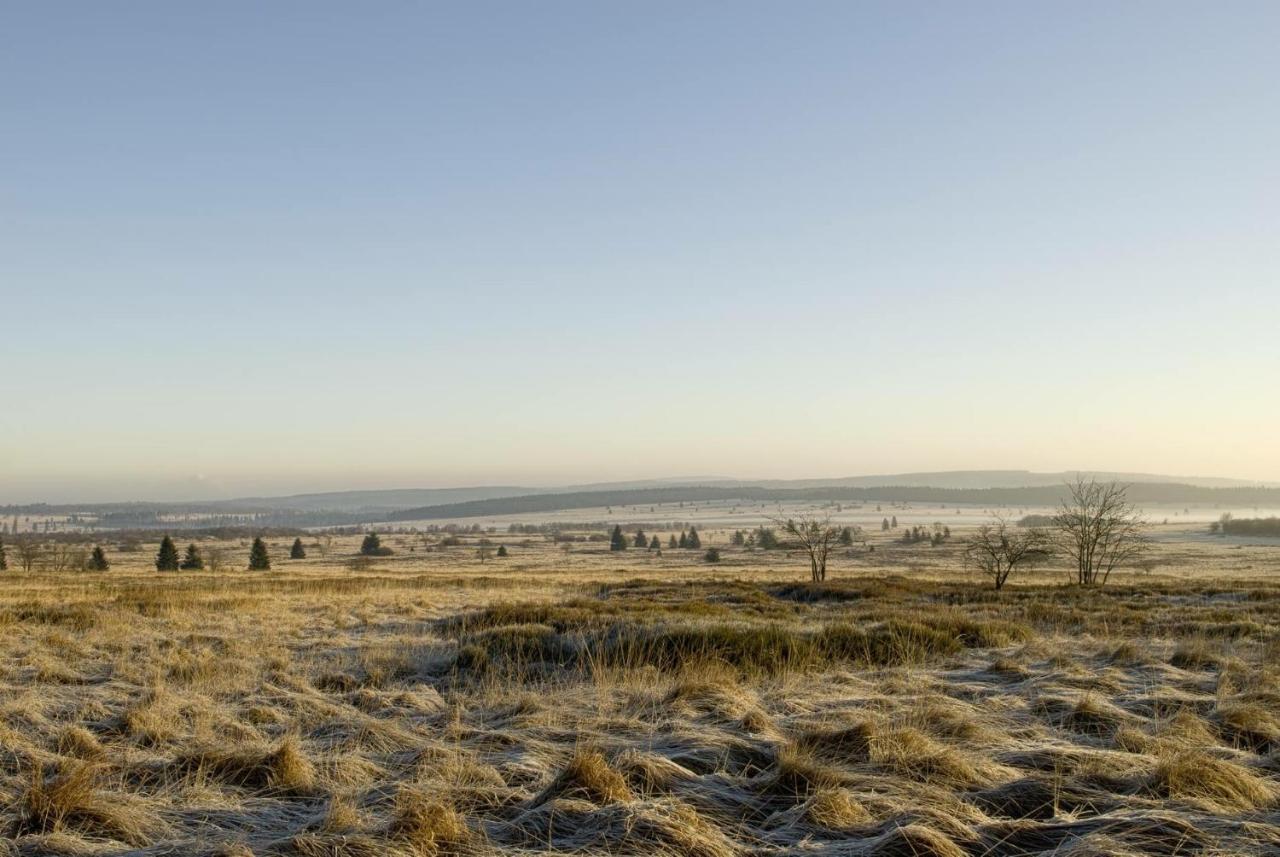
[
  {"x1": 3, "y1": 465, "x2": 1277, "y2": 507},
  {"x1": 5, "y1": 3, "x2": 1278, "y2": 503}
]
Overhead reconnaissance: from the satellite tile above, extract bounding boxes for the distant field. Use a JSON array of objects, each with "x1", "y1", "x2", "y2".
[{"x1": 1, "y1": 528, "x2": 1278, "y2": 855}]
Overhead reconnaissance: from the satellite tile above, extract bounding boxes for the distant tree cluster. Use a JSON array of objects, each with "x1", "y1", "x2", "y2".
[
  {"x1": 900, "y1": 525, "x2": 951, "y2": 546},
  {"x1": 730, "y1": 527, "x2": 780, "y2": 550},
  {"x1": 1210, "y1": 515, "x2": 1280, "y2": 537}
]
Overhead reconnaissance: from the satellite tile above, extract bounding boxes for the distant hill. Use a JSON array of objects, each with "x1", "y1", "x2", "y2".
[
  {"x1": 8, "y1": 470, "x2": 1277, "y2": 529},
  {"x1": 649, "y1": 470, "x2": 1275, "y2": 490},
  {"x1": 383, "y1": 482, "x2": 1280, "y2": 523},
  {"x1": 202, "y1": 485, "x2": 541, "y2": 513}
]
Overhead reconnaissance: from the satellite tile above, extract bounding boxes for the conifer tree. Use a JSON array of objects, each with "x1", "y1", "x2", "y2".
[
  {"x1": 88, "y1": 545, "x2": 110, "y2": 571},
  {"x1": 649, "y1": 535, "x2": 660, "y2": 550},
  {"x1": 180, "y1": 543, "x2": 204, "y2": 570},
  {"x1": 360, "y1": 533, "x2": 383, "y2": 556},
  {"x1": 881, "y1": 518, "x2": 890, "y2": 531},
  {"x1": 290, "y1": 537, "x2": 306, "y2": 559},
  {"x1": 633, "y1": 530, "x2": 647, "y2": 548},
  {"x1": 496, "y1": 544, "x2": 508, "y2": 557},
  {"x1": 0, "y1": 536, "x2": 6, "y2": 571},
  {"x1": 248, "y1": 537, "x2": 271, "y2": 570},
  {"x1": 156, "y1": 536, "x2": 180, "y2": 571},
  {"x1": 609, "y1": 525, "x2": 627, "y2": 551},
  {"x1": 678, "y1": 531, "x2": 688, "y2": 549},
  {"x1": 687, "y1": 527, "x2": 701, "y2": 549},
  {"x1": 839, "y1": 527, "x2": 854, "y2": 546},
  {"x1": 891, "y1": 515, "x2": 898, "y2": 528},
  {"x1": 668, "y1": 534, "x2": 678, "y2": 549}
]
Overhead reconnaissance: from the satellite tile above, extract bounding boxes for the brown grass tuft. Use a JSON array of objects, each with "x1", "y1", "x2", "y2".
[
  {"x1": 176, "y1": 734, "x2": 317, "y2": 795},
  {"x1": 1149, "y1": 750, "x2": 1279, "y2": 811},
  {"x1": 12, "y1": 761, "x2": 161, "y2": 845},
  {"x1": 867, "y1": 822, "x2": 968, "y2": 857},
  {"x1": 388, "y1": 788, "x2": 475, "y2": 855},
  {"x1": 534, "y1": 748, "x2": 634, "y2": 806}
]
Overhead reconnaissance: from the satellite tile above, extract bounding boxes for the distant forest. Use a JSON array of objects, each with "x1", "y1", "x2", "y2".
[
  {"x1": 7, "y1": 482, "x2": 1280, "y2": 531},
  {"x1": 1213, "y1": 517, "x2": 1280, "y2": 537},
  {"x1": 385, "y1": 483, "x2": 1280, "y2": 523}
]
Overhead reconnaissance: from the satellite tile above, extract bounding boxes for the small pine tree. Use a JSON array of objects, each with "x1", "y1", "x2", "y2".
[
  {"x1": 0, "y1": 536, "x2": 6, "y2": 571},
  {"x1": 649, "y1": 535, "x2": 660, "y2": 550},
  {"x1": 360, "y1": 533, "x2": 382, "y2": 556},
  {"x1": 156, "y1": 536, "x2": 180, "y2": 571},
  {"x1": 731, "y1": 530, "x2": 746, "y2": 546},
  {"x1": 687, "y1": 527, "x2": 701, "y2": 549},
  {"x1": 88, "y1": 545, "x2": 109, "y2": 571},
  {"x1": 248, "y1": 537, "x2": 271, "y2": 570},
  {"x1": 839, "y1": 527, "x2": 854, "y2": 546},
  {"x1": 496, "y1": 544, "x2": 508, "y2": 557},
  {"x1": 609, "y1": 525, "x2": 627, "y2": 551},
  {"x1": 881, "y1": 518, "x2": 890, "y2": 531},
  {"x1": 633, "y1": 530, "x2": 647, "y2": 548},
  {"x1": 678, "y1": 531, "x2": 688, "y2": 549},
  {"x1": 668, "y1": 535, "x2": 678, "y2": 549},
  {"x1": 180, "y1": 543, "x2": 204, "y2": 570},
  {"x1": 891, "y1": 515, "x2": 898, "y2": 528},
  {"x1": 290, "y1": 538, "x2": 306, "y2": 559}
]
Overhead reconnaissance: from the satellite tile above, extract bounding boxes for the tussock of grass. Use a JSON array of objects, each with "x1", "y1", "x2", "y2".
[
  {"x1": 175, "y1": 735, "x2": 317, "y2": 795},
  {"x1": 614, "y1": 748, "x2": 697, "y2": 795},
  {"x1": 1215, "y1": 700, "x2": 1280, "y2": 752},
  {"x1": 866, "y1": 823, "x2": 968, "y2": 857},
  {"x1": 388, "y1": 788, "x2": 475, "y2": 855},
  {"x1": 796, "y1": 721, "x2": 878, "y2": 761},
  {"x1": 868, "y1": 726, "x2": 998, "y2": 788},
  {"x1": 1170, "y1": 640, "x2": 1224, "y2": 670},
  {"x1": 1149, "y1": 750, "x2": 1279, "y2": 811},
  {"x1": 508, "y1": 797, "x2": 737, "y2": 857},
  {"x1": 12, "y1": 762, "x2": 162, "y2": 845},
  {"x1": 533, "y1": 748, "x2": 634, "y2": 806},
  {"x1": 56, "y1": 725, "x2": 103, "y2": 760}
]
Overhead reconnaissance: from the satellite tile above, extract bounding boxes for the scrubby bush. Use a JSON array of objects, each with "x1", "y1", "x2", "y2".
[
  {"x1": 87, "y1": 546, "x2": 109, "y2": 571},
  {"x1": 360, "y1": 533, "x2": 394, "y2": 556},
  {"x1": 180, "y1": 544, "x2": 204, "y2": 570}
]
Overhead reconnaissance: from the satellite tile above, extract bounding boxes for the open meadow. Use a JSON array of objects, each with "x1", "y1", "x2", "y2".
[{"x1": 2, "y1": 522, "x2": 1280, "y2": 856}]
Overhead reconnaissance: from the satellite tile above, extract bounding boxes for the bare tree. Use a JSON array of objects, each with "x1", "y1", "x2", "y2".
[
  {"x1": 964, "y1": 517, "x2": 1051, "y2": 590},
  {"x1": 1052, "y1": 478, "x2": 1149, "y2": 586},
  {"x1": 15, "y1": 538, "x2": 41, "y2": 573},
  {"x1": 771, "y1": 514, "x2": 842, "y2": 582},
  {"x1": 204, "y1": 546, "x2": 227, "y2": 574}
]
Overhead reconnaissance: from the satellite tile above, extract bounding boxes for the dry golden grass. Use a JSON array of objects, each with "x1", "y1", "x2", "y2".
[{"x1": 0, "y1": 529, "x2": 1278, "y2": 854}]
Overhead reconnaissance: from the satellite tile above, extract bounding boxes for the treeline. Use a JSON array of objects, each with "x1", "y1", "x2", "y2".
[
  {"x1": 1211, "y1": 517, "x2": 1280, "y2": 537},
  {"x1": 385, "y1": 483, "x2": 1280, "y2": 522}
]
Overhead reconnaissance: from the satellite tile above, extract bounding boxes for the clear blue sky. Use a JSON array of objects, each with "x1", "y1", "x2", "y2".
[{"x1": 3, "y1": 2, "x2": 1278, "y2": 502}]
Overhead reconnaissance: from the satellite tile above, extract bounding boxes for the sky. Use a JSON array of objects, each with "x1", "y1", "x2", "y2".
[{"x1": 2, "y1": 2, "x2": 1279, "y2": 503}]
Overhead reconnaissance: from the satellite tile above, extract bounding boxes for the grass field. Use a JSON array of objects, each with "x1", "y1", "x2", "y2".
[{"x1": 2, "y1": 526, "x2": 1279, "y2": 855}]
